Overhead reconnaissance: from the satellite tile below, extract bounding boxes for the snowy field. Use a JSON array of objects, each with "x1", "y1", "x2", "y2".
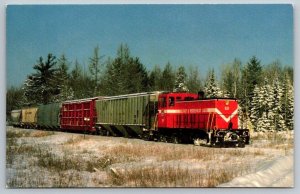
[{"x1": 6, "y1": 126, "x2": 293, "y2": 188}]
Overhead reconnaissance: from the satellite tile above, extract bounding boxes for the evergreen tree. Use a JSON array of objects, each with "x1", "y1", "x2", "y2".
[
  {"x1": 124, "y1": 57, "x2": 149, "y2": 93},
  {"x1": 101, "y1": 58, "x2": 121, "y2": 95},
  {"x1": 263, "y1": 60, "x2": 283, "y2": 84},
  {"x1": 257, "y1": 112, "x2": 273, "y2": 132},
  {"x1": 69, "y1": 60, "x2": 94, "y2": 99},
  {"x1": 23, "y1": 53, "x2": 58, "y2": 104},
  {"x1": 221, "y1": 67, "x2": 235, "y2": 98},
  {"x1": 282, "y1": 73, "x2": 294, "y2": 130},
  {"x1": 204, "y1": 69, "x2": 222, "y2": 98},
  {"x1": 232, "y1": 58, "x2": 242, "y2": 98},
  {"x1": 89, "y1": 45, "x2": 104, "y2": 95},
  {"x1": 54, "y1": 54, "x2": 74, "y2": 101},
  {"x1": 186, "y1": 65, "x2": 202, "y2": 93},
  {"x1": 70, "y1": 60, "x2": 83, "y2": 98},
  {"x1": 271, "y1": 77, "x2": 286, "y2": 131},
  {"x1": 249, "y1": 85, "x2": 260, "y2": 130},
  {"x1": 256, "y1": 112, "x2": 267, "y2": 132},
  {"x1": 6, "y1": 86, "x2": 24, "y2": 116},
  {"x1": 173, "y1": 66, "x2": 188, "y2": 92},
  {"x1": 221, "y1": 59, "x2": 242, "y2": 98},
  {"x1": 161, "y1": 62, "x2": 175, "y2": 91},
  {"x1": 101, "y1": 44, "x2": 149, "y2": 95},
  {"x1": 241, "y1": 56, "x2": 262, "y2": 114},
  {"x1": 148, "y1": 65, "x2": 162, "y2": 91},
  {"x1": 286, "y1": 85, "x2": 294, "y2": 130}
]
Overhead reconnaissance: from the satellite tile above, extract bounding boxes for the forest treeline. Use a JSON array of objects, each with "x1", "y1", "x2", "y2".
[{"x1": 7, "y1": 44, "x2": 294, "y2": 131}]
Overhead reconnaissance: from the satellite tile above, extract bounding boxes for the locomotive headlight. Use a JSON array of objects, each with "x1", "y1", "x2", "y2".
[{"x1": 84, "y1": 117, "x2": 90, "y2": 122}]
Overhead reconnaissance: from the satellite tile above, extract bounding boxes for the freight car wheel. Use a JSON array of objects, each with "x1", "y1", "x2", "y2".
[{"x1": 142, "y1": 132, "x2": 153, "y2": 141}]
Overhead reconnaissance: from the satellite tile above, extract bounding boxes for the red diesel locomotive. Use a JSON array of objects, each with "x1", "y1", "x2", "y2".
[{"x1": 152, "y1": 92, "x2": 249, "y2": 146}]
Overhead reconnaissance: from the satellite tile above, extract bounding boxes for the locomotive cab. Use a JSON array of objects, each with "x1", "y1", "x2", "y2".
[
  {"x1": 158, "y1": 92, "x2": 198, "y2": 109},
  {"x1": 157, "y1": 92, "x2": 198, "y2": 128}
]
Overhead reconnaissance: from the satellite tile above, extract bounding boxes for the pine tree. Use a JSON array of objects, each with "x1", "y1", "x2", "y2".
[
  {"x1": 125, "y1": 57, "x2": 149, "y2": 93},
  {"x1": 241, "y1": 56, "x2": 262, "y2": 114},
  {"x1": 204, "y1": 69, "x2": 222, "y2": 98},
  {"x1": 6, "y1": 86, "x2": 25, "y2": 116},
  {"x1": 257, "y1": 112, "x2": 274, "y2": 132},
  {"x1": 186, "y1": 65, "x2": 202, "y2": 93},
  {"x1": 148, "y1": 65, "x2": 162, "y2": 91},
  {"x1": 161, "y1": 62, "x2": 175, "y2": 91},
  {"x1": 70, "y1": 60, "x2": 83, "y2": 98},
  {"x1": 271, "y1": 77, "x2": 285, "y2": 131},
  {"x1": 69, "y1": 60, "x2": 94, "y2": 99},
  {"x1": 232, "y1": 58, "x2": 242, "y2": 98},
  {"x1": 101, "y1": 44, "x2": 149, "y2": 95},
  {"x1": 284, "y1": 74, "x2": 294, "y2": 130},
  {"x1": 89, "y1": 45, "x2": 104, "y2": 95},
  {"x1": 256, "y1": 112, "x2": 267, "y2": 132},
  {"x1": 222, "y1": 68, "x2": 235, "y2": 98},
  {"x1": 280, "y1": 73, "x2": 294, "y2": 130},
  {"x1": 173, "y1": 66, "x2": 188, "y2": 92},
  {"x1": 263, "y1": 60, "x2": 282, "y2": 84},
  {"x1": 54, "y1": 54, "x2": 74, "y2": 101},
  {"x1": 23, "y1": 53, "x2": 58, "y2": 104},
  {"x1": 249, "y1": 85, "x2": 260, "y2": 130}
]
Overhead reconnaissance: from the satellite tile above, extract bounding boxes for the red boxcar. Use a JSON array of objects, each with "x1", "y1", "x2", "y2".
[{"x1": 60, "y1": 97, "x2": 98, "y2": 132}]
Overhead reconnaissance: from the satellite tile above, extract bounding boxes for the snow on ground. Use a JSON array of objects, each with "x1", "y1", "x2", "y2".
[
  {"x1": 6, "y1": 127, "x2": 294, "y2": 187},
  {"x1": 219, "y1": 153, "x2": 293, "y2": 187}
]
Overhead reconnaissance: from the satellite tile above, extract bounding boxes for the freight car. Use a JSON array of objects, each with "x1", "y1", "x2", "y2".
[
  {"x1": 20, "y1": 107, "x2": 38, "y2": 128},
  {"x1": 37, "y1": 103, "x2": 61, "y2": 129},
  {"x1": 10, "y1": 109, "x2": 21, "y2": 127},
  {"x1": 95, "y1": 92, "x2": 160, "y2": 137},
  {"x1": 60, "y1": 98, "x2": 98, "y2": 133}
]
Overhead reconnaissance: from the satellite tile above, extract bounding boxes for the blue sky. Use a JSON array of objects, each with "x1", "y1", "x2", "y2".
[{"x1": 6, "y1": 4, "x2": 293, "y2": 87}]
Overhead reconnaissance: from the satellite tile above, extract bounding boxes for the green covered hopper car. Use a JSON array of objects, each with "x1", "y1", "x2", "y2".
[
  {"x1": 95, "y1": 92, "x2": 162, "y2": 138},
  {"x1": 37, "y1": 103, "x2": 61, "y2": 129}
]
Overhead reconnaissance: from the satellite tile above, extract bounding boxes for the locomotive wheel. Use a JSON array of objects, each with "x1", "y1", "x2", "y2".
[
  {"x1": 163, "y1": 136, "x2": 168, "y2": 143},
  {"x1": 159, "y1": 134, "x2": 167, "y2": 143},
  {"x1": 238, "y1": 141, "x2": 245, "y2": 148},
  {"x1": 159, "y1": 134, "x2": 164, "y2": 142},
  {"x1": 172, "y1": 136, "x2": 180, "y2": 144},
  {"x1": 214, "y1": 141, "x2": 223, "y2": 148}
]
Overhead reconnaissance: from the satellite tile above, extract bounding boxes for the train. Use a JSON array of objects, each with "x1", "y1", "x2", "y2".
[{"x1": 9, "y1": 91, "x2": 250, "y2": 147}]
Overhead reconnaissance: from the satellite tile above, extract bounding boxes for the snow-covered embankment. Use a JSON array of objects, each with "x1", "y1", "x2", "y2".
[{"x1": 219, "y1": 154, "x2": 294, "y2": 187}]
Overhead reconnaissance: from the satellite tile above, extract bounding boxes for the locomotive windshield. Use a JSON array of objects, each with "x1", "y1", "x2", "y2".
[
  {"x1": 159, "y1": 97, "x2": 167, "y2": 108},
  {"x1": 169, "y1": 97, "x2": 175, "y2": 106}
]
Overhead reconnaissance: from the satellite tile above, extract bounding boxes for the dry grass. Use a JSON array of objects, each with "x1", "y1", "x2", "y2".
[
  {"x1": 251, "y1": 131, "x2": 294, "y2": 150},
  {"x1": 107, "y1": 143, "x2": 248, "y2": 162},
  {"x1": 107, "y1": 164, "x2": 251, "y2": 187},
  {"x1": 64, "y1": 135, "x2": 87, "y2": 145},
  {"x1": 6, "y1": 129, "x2": 32, "y2": 138},
  {"x1": 30, "y1": 130, "x2": 54, "y2": 137},
  {"x1": 6, "y1": 127, "x2": 293, "y2": 188}
]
